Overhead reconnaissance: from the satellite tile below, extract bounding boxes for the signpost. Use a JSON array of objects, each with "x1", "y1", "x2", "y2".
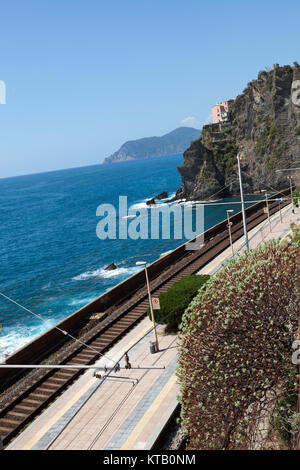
[{"x1": 151, "y1": 297, "x2": 160, "y2": 310}]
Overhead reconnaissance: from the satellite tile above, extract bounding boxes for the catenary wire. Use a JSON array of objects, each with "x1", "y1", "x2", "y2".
[{"x1": 0, "y1": 291, "x2": 118, "y2": 365}]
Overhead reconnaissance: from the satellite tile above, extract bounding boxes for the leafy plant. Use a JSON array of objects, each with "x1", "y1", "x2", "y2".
[
  {"x1": 177, "y1": 240, "x2": 300, "y2": 450},
  {"x1": 147, "y1": 275, "x2": 210, "y2": 329},
  {"x1": 293, "y1": 188, "x2": 300, "y2": 207},
  {"x1": 288, "y1": 222, "x2": 300, "y2": 246}
]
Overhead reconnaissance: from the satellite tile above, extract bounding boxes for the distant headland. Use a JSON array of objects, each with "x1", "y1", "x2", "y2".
[{"x1": 102, "y1": 127, "x2": 201, "y2": 164}]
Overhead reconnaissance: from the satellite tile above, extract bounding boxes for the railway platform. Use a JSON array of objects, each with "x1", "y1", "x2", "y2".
[
  {"x1": 7, "y1": 318, "x2": 179, "y2": 450},
  {"x1": 6, "y1": 203, "x2": 300, "y2": 451},
  {"x1": 199, "y1": 203, "x2": 300, "y2": 275}
]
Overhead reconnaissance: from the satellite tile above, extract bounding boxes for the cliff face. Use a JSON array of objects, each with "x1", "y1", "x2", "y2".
[
  {"x1": 103, "y1": 127, "x2": 201, "y2": 164},
  {"x1": 176, "y1": 64, "x2": 300, "y2": 201}
]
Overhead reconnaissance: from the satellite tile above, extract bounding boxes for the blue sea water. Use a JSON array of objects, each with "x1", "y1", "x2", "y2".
[{"x1": 0, "y1": 154, "x2": 257, "y2": 359}]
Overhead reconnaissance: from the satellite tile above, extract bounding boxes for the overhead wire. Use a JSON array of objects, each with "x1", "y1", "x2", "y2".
[
  {"x1": 0, "y1": 291, "x2": 118, "y2": 365},
  {"x1": 1, "y1": 177, "x2": 277, "y2": 326}
]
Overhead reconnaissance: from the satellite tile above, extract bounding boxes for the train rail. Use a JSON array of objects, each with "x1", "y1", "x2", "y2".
[{"x1": 0, "y1": 189, "x2": 292, "y2": 447}]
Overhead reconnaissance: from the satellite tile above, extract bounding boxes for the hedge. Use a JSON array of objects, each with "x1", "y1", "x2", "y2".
[
  {"x1": 147, "y1": 275, "x2": 210, "y2": 328},
  {"x1": 177, "y1": 240, "x2": 300, "y2": 450}
]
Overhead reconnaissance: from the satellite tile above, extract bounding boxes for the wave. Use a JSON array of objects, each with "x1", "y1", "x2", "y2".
[
  {"x1": 0, "y1": 322, "x2": 51, "y2": 361},
  {"x1": 131, "y1": 200, "x2": 150, "y2": 210},
  {"x1": 73, "y1": 265, "x2": 139, "y2": 281},
  {"x1": 131, "y1": 192, "x2": 177, "y2": 210},
  {"x1": 67, "y1": 296, "x2": 96, "y2": 307}
]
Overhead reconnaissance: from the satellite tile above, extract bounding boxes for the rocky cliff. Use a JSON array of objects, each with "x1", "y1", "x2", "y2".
[
  {"x1": 175, "y1": 63, "x2": 300, "y2": 201},
  {"x1": 103, "y1": 127, "x2": 201, "y2": 164}
]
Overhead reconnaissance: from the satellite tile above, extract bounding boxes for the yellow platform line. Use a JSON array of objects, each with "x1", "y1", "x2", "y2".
[
  {"x1": 21, "y1": 322, "x2": 153, "y2": 450},
  {"x1": 120, "y1": 373, "x2": 177, "y2": 450},
  {"x1": 23, "y1": 377, "x2": 96, "y2": 450}
]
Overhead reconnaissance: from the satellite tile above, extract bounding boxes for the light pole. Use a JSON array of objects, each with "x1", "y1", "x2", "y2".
[
  {"x1": 277, "y1": 198, "x2": 283, "y2": 223},
  {"x1": 275, "y1": 168, "x2": 300, "y2": 211},
  {"x1": 261, "y1": 190, "x2": 271, "y2": 232},
  {"x1": 237, "y1": 154, "x2": 249, "y2": 251},
  {"x1": 136, "y1": 261, "x2": 159, "y2": 352},
  {"x1": 287, "y1": 175, "x2": 295, "y2": 213},
  {"x1": 226, "y1": 209, "x2": 234, "y2": 257}
]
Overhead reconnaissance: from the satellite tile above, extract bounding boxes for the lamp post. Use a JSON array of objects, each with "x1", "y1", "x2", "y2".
[
  {"x1": 226, "y1": 209, "x2": 234, "y2": 257},
  {"x1": 287, "y1": 175, "x2": 295, "y2": 213},
  {"x1": 136, "y1": 261, "x2": 159, "y2": 352},
  {"x1": 275, "y1": 168, "x2": 300, "y2": 211},
  {"x1": 237, "y1": 154, "x2": 249, "y2": 251},
  {"x1": 261, "y1": 190, "x2": 271, "y2": 232},
  {"x1": 277, "y1": 198, "x2": 283, "y2": 223}
]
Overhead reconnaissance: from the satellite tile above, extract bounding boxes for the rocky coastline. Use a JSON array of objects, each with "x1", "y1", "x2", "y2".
[{"x1": 174, "y1": 63, "x2": 300, "y2": 201}]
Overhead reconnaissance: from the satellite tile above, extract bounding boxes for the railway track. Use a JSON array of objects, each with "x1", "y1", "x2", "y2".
[{"x1": 0, "y1": 191, "x2": 291, "y2": 447}]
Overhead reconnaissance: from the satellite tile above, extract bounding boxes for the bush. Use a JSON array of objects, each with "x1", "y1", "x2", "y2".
[
  {"x1": 147, "y1": 275, "x2": 210, "y2": 329},
  {"x1": 293, "y1": 187, "x2": 300, "y2": 206},
  {"x1": 289, "y1": 222, "x2": 300, "y2": 246},
  {"x1": 177, "y1": 240, "x2": 300, "y2": 450}
]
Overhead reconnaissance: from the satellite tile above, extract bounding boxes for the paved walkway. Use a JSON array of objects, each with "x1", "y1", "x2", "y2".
[
  {"x1": 199, "y1": 203, "x2": 300, "y2": 275},
  {"x1": 7, "y1": 204, "x2": 300, "y2": 451},
  {"x1": 7, "y1": 320, "x2": 179, "y2": 451}
]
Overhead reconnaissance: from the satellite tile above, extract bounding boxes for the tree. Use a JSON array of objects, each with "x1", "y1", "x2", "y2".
[{"x1": 177, "y1": 240, "x2": 300, "y2": 449}]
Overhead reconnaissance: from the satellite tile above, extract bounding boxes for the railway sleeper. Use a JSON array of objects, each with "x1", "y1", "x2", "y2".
[
  {"x1": 54, "y1": 371, "x2": 77, "y2": 378},
  {"x1": 0, "y1": 424, "x2": 13, "y2": 434},
  {"x1": 14, "y1": 404, "x2": 37, "y2": 412},
  {"x1": 29, "y1": 392, "x2": 52, "y2": 400},
  {"x1": 4, "y1": 412, "x2": 25, "y2": 423},
  {"x1": 0, "y1": 418, "x2": 18, "y2": 427},
  {"x1": 38, "y1": 383, "x2": 59, "y2": 391}
]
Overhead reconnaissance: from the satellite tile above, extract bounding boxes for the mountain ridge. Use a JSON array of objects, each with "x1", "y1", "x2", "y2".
[{"x1": 102, "y1": 127, "x2": 201, "y2": 164}]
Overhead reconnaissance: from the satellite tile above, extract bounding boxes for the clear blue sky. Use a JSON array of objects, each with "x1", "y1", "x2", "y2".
[{"x1": 1, "y1": 0, "x2": 300, "y2": 177}]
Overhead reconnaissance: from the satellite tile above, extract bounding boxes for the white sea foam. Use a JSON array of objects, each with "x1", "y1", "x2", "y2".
[
  {"x1": 0, "y1": 322, "x2": 51, "y2": 361},
  {"x1": 131, "y1": 192, "x2": 177, "y2": 210},
  {"x1": 131, "y1": 200, "x2": 149, "y2": 210},
  {"x1": 73, "y1": 265, "x2": 138, "y2": 281}
]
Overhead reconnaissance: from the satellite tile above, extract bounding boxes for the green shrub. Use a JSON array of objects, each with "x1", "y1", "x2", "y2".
[
  {"x1": 147, "y1": 275, "x2": 210, "y2": 329},
  {"x1": 289, "y1": 222, "x2": 300, "y2": 246},
  {"x1": 293, "y1": 187, "x2": 300, "y2": 206},
  {"x1": 177, "y1": 240, "x2": 300, "y2": 450},
  {"x1": 295, "y1": 127, "x2": 300, "y2": 136}
]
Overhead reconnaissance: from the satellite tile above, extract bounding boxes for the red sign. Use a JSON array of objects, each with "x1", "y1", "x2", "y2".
[{"x1": 152, "y1": 297, "x2": 161, "y2": 310}]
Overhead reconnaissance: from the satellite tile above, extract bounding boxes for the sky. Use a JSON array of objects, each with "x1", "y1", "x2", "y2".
[{"x1": 1, "y1": 0, "x2": 300, "y2": 178}]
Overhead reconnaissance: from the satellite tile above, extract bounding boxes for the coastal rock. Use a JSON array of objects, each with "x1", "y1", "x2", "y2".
[
  {"x1": 155, "y1": 191, "x2": 168, "y2": 200},
  {"x1": 146, "y1": 192, "x2": 168, "y2": 206},
  {"x1": 175, "y1": 63, "x2": 300, "y2": 201},
  {"x1": 146, "y1": 198, "x2": 156, "y2": 206},
  {"x1": 104, "y1": 263, "x2": 117, "y2": 271}
]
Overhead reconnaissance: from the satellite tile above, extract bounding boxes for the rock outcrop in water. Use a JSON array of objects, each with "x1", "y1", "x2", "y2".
[
  {"x1": 103, "y1": 127, "x2": 201, "y2": 164},
  {"x1": 104, "y1": 263, "x2": 117, "y2": 271},
  {"x1": 175, "y1": 63, "x2": 300, "y2": 201}
]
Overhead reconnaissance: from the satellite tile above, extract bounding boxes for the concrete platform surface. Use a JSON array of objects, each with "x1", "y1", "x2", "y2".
[{"x1": 7, "y1": 319, "x2": 179, "y2": 451}]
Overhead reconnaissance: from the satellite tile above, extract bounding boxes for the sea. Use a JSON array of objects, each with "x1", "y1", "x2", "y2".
[{"x1": 0, "y1": 154, "x2": 258, "y2": 360}]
